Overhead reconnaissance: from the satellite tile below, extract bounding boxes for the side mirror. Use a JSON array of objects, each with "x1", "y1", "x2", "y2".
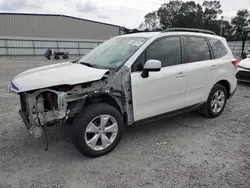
[{"x1": 141, "y1": 59, "x2": 161, "y2": 78}]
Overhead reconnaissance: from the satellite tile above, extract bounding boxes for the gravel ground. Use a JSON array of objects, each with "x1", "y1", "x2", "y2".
[{"x1": 0, "y1": 57, "x2": 250, "y2": 188}]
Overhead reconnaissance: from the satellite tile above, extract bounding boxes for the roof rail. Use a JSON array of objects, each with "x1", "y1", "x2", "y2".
[{"x1": 162, "y1": 28, "x2": 216, "y2": 35}]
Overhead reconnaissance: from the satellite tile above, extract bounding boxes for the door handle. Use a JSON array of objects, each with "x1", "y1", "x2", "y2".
[
  {"x1": 176, "y1": 72, "x2": 186, "y2": 78},
  {"x1": 210, "y1": 65, "x2": 218, "y2": 70}
]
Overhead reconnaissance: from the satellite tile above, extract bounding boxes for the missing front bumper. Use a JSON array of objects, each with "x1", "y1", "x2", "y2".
[
  {"x1": 19, "y1": 110, "x2": 31, "y2": 130},
  {"x1": 19, "y1": 109, "x2": 43, "y2": 138},
  {"x1": 18, "y1": 89, "x2": 68, "y2": 139}
]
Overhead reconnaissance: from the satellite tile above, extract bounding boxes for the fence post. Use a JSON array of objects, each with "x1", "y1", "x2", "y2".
[
  {"x1": 4, "y1": 39, "x2": 8, "y2": 56},
  {"x1": 32, "y1": 40, "x2": 35, "y2": 56},
  {"x1": 78, "y1": 41, "x2": 80, "y2": 56},
  {"x1": 56, "y1": 41, "x2": 59, "y2": 50}
]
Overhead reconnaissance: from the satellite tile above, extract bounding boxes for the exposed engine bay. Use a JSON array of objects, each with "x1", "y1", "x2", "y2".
[{"x1": 16, "y1": 66, "x2": 134, "y2": 140}]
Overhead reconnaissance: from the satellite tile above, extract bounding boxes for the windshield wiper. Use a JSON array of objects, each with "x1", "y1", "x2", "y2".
[
  {"x1": 71, "y1": 58, "x2": 80, "y2": 63},
  {"x1": 80, "y1": 62, "x2": 99, "y2": 69}
]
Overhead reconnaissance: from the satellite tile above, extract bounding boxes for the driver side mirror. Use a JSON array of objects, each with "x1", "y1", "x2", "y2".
[{"x1": 141, "y1": 59, "x2": 161, "y2": 78}]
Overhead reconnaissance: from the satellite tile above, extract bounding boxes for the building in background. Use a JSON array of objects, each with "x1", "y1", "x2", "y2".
[{"x1": 0, "y1": 13, "x2": 121, "y2": 56}]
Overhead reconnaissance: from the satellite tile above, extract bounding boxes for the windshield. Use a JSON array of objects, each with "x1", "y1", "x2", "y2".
[{"x1": 78, "y1": 37, "x2": 148, "y2": 69}]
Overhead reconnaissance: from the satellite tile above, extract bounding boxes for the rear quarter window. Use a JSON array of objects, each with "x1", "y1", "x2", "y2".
[{"x1": 208, "y1": 38, "x2": 228, "y2": 59}]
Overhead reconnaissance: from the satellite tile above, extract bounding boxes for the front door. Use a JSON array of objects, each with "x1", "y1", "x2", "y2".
[{"x1": 131, "y1": 36, "x2": 187, "y2": 121}]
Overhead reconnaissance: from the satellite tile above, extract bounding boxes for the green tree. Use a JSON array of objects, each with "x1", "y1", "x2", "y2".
[
  {"x1": 202, "y1": 0, "x2": 222, "y2": 34},
  {"x1": 174, "y1": 1, "x2": 203, "y2": 28},
  {"x1": 222, "y1": 20, "x2": 234, "y2": 40},
  {"x1": 120, "y1": 27, "x2": 130, "y2": 35},
  {"x1": 231, "y1": 9, "x2": 250, "y2": 40},
  {"x1": 155, "y1": 0, "x2": 222, "y2": 31},
  {"x1": 157, "y1": 0, "x2": 183, "y2": 29},
  {"x1": 143, "y1": 11, "x2": 159, "y2": 31},
  {"x1": 202, "y1": 1, "x2": 222, "y2": 23},
  {"x1": 139, "y1": 0, "x2": 248, "y2": 41}
]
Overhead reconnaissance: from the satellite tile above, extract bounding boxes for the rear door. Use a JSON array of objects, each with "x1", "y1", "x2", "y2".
[{"x1": 183, "y1": 36, "x2": 216, "y2": 106}]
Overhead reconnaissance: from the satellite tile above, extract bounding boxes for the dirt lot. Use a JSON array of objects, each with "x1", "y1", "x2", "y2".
[{"x1": 0, "y1": 57, "x2": 250, "y2": 188}]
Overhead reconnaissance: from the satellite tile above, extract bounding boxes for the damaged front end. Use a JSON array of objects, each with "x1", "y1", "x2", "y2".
[
  {"x1": 18, "y1": 89, "x2": 68, "y2": 139},
  {"x1": 10, "y1": 66, "x2": 134, "y2": 140}
]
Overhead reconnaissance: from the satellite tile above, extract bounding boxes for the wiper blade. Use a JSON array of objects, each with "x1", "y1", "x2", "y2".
[
  {"x1": 80, "y1": 62, "x2": 99, "y2": 69},
  {"x1": 71, "y1": 58, "x2": 80, "y2": 63}
]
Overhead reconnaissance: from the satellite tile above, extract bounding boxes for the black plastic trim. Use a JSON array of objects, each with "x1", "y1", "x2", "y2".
[
  {"x1": 163, "y1": 28, "x2": 216, "y2": 35},
  {"x1": 205, "y1": 37, "x2": 215, "y2": 59},
  {"x1": 228, "y1": 86, "x2": 237, "y2": 99}
]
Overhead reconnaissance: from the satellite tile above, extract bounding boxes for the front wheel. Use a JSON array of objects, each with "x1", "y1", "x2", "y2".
[
  {"x1": 71, "y1": 103, "x2": 124, "y2": 157},
  {"x1": 202, "y1": 84, "x2": 227, "y2": 118}
]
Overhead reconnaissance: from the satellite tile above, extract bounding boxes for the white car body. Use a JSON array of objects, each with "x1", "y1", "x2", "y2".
[
  {"x1": 124, "y1": 32, "x2": 237, "y2": 120},
  {"x1": 237, "y1": 55, "x2": 250, "y2": 82},
  {"x1": 238, "y1": 57, "x2": 250, "y2": 69},
  {"x1": 9, "y1": 30, "x2": 237, "y2": 139},
  {"x1": 11, "y1": 62, "x2": 108, "y2": 92}
]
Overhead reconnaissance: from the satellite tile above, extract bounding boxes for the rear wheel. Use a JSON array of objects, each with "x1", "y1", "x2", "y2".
[
  {"x1": 71, "y1": 103, "x2": 124, "y2": 157},
  {"x1": 202, "y1": 84, "x2": 227, "y2": 118}
]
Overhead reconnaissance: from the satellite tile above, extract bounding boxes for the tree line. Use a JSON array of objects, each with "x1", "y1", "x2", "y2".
[{"x1": 121, "y1": 0, "x2": 250, "y2": 41}]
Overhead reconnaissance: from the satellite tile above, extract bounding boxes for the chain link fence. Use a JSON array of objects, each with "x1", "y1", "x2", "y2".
[
  {"x1": 1, "y1": 37, "x2": 249, "y2": 59},
  {"x1": 227, "y1": 41, "x2": 250, "y2": 57},
  {"x1": 0, "y1": 36, "x2": 104, "y2": 57}
]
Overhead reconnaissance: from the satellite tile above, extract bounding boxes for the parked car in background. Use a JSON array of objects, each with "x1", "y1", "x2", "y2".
[
  {"x1": 9, "y1": 28, "x2": 237, "y2": 157},
  {"x1": 237, "y1": 53, "x2": 250, "y2": 82}
]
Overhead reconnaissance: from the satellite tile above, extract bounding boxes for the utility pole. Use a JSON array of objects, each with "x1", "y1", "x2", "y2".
[{"x1": 220, "y1": 16, "x2": 224, "y2": 36}]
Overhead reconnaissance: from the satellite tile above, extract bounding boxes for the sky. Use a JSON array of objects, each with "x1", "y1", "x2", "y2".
[{"x1": 0, "y1": 0, "x2": 249, "y2": 28}]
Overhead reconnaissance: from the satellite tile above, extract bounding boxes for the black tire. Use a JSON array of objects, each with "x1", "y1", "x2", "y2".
[
  {"x1": 202, "y1": 84, "x2": 227, "y2": 118},
  {"x1": 71, "y1": 103, "x2": 124, "y2": 157}
]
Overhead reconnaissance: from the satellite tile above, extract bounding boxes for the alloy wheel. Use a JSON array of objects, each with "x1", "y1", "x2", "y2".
[
  {"x1": 84, "y1": 115, "x2": 118, "y2": 151},
  {"x1": 211, "y1": 90, "x2": 225, "y2": 113}
]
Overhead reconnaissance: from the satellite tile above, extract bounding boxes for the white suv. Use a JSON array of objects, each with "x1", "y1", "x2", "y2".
[{"x1": 9, "y1": 28, "x2": 237, "y2": 157}]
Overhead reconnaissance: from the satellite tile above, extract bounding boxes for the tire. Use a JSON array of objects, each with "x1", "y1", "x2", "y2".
[
  {"x1": 202, "y1": 84, "x2": 227, "y2": 118},
  {"x1": 71, "y1": 103, "x2": 124, "y2": 157}
]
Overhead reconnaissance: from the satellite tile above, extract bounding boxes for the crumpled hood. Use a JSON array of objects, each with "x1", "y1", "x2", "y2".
[
  {"x1": 238, "y1": 58, "x2": 250, "y2": 68},
  {"x1": 11, "y1": 62, "x2": 108, "y2": 92}
]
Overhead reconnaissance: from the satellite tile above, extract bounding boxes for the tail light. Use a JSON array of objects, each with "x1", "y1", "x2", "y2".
[{"x1": 232, "y1": 59, "x2": 238, "y2": 68}]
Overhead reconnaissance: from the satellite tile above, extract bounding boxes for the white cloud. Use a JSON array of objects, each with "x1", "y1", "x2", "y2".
[
  {"x1": 76, "y1": 1, "x2": 97, "y2": 13},
  {"x1": 0, "y1": 0, "x2": 249, "y2": 28},
  {"x1": 0, "y1": 0, "x2": 41, "y2": 10}
]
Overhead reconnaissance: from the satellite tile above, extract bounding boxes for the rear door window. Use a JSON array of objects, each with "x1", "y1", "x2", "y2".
[
  {"x1": 208, "y1": 38, "x2": 228, "y2": 58},
  {"x1": 183, "y1": 36, "x2": 211, "y2": 63}
]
